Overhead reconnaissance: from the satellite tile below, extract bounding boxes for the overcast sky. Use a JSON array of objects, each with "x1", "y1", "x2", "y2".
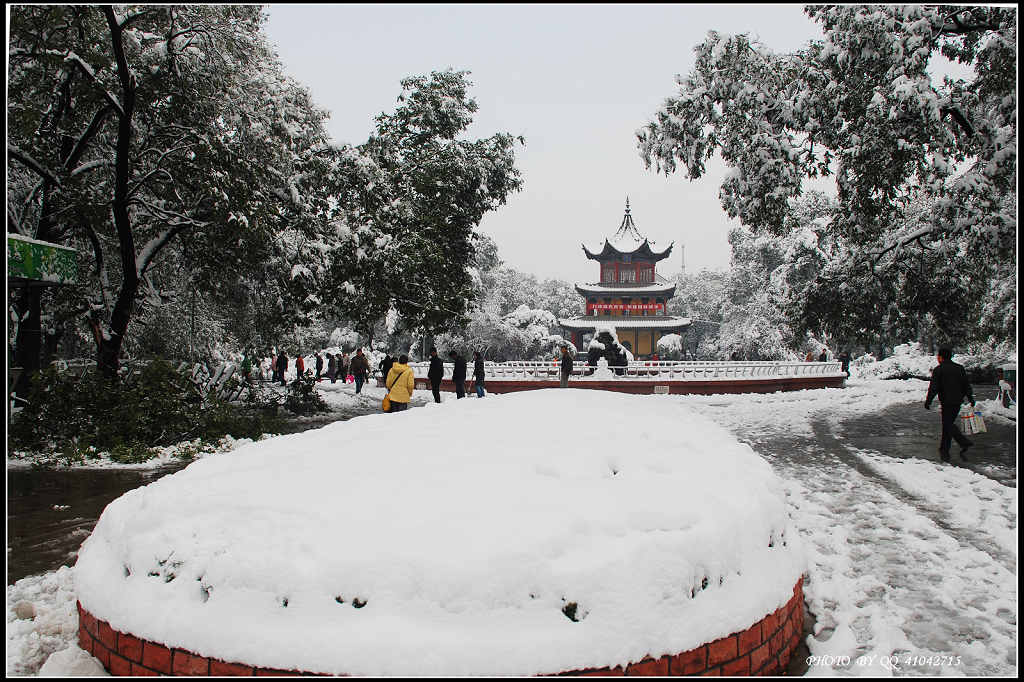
[{"x1": 263, "y1": 4, "x2": 827, "y2": 284}]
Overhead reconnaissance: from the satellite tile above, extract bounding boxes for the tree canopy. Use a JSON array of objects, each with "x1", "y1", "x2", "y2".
[
  {"x1": 324, "y1": 70, "x2": 524, "y2": 344},
  {"x1": 638, "y1": 5, "x2": 1016, "y2": 346},
  {"x1": 7, "y1": 5, "x2": 335, "y2": 376}
]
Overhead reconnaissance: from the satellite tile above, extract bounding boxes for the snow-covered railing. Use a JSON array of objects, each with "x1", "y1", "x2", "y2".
[{"x1": 404, "y1": 360, "x2": 845, "y2": 381}]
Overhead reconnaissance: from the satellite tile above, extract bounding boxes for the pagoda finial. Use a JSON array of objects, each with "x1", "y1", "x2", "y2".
[{"x1": 625, "y1": 196, "x2": 631, "y2": 214}]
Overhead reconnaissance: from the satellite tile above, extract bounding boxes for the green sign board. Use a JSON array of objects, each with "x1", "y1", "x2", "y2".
[{"x1": 7, "y1": 234, "x2": 78, "y2": 285}]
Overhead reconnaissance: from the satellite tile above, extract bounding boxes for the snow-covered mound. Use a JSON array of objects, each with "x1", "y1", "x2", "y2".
[{"x1": 74, "y1": 390, "x2": 803, "y2": 676}]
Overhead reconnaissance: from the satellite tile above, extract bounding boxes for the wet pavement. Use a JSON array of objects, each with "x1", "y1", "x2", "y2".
[
  {"x1": 6, "y1": 396, "x2": 406, "y2": 585},
  {"x1": 6, "y1": 463, "x2": 187, "y2": 584},
  {"x1": 840, "y1": 395, "x2": 1017, "y2": 488},
  {"x1": 710, "y1": 385, "x2": 1017, "y2": 677}
]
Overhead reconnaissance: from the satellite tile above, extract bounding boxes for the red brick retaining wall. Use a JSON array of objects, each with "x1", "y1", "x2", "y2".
[
  {"x1": 558, "y1": 576, "x2": 806, "y2": 676},
  {"x1": 77, "y1": 577, "x2": 804, "y2": 676},
  {"x1": 388, "y1": 376, "x2": 844, "y2": 395}
]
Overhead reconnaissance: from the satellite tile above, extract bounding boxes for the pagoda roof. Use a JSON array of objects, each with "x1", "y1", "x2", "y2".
[
  {"x1": 574, "y1": 280, "x2": 676, "y2": 297},
  {"x1": 583, "y1": 199, "x2": 674, "y2": 262}
]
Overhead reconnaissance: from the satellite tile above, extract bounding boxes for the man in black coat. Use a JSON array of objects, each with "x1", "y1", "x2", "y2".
[
  {"x1": 924, "y1": 346, "x2": 976, "y2": 462},
  {"x1": 560, "y1": 345, "x2": 574, "y2": 388},
  {"x1": 276, "y1": 351, "x2": 288, "y2": 386},
  {"x1": 427, "y1": 347, "x2": 444, "y2": 403},
  {"x1": 450, "y1": 351, "x2": 467, "y2": 399},
  {"x1": 379, "y1": 353, "x2": 394, "y2": 381},
  {"x1": 473, "y1": 351, "x2": 486, "y2": 397}
]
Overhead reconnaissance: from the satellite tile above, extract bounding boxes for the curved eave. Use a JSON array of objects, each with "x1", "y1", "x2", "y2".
[
  {"x1": 574, "y1": 282, "x2": 676, "y2": 297},
  {"x1": 582, "y1": 240, "x2": 674, "y2": 262}
]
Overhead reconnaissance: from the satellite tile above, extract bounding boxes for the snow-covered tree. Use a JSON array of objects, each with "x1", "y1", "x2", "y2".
[
  {"x1": 324, "y1": 70, "x2": 524, "y2": 344},
  {"x1": 639, "y1": 6, "x2": 1016, "y2": 348},
  {"x1": 656, "y1": 333, "x2": 683, "y2": 360},
  {"x1": 8, "y1": 5, "x2": 336, "y2": 379}
]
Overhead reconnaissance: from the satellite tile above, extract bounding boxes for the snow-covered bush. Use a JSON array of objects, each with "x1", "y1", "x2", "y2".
[
  {"x1": 852, "y1": 342, "x2": 1016, "y2": 382},
  {"x1": 587, "y1": 326, "x2": 632, "y2": 372},
  {"x1": 657, "y1": 333, "x2": 684, "y2": 360}
]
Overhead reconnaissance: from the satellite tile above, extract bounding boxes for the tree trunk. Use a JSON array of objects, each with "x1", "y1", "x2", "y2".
[
  {"x1": 12, "y1": 287, "x2": 44, "y2": 398},
  {"x1": 96, "y1": 7, "x2": 138, "y2": 381},
  {"x1": 97, "y1": 285, "x2": 137, "y2": 379}
]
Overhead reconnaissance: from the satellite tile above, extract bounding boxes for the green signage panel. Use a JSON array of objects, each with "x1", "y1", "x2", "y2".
[{"x1": 7, "y1": 234, "x2": 78, "y2": 285}]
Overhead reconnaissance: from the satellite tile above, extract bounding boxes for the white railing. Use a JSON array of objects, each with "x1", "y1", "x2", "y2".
[{"x1": 403, "y1": 360, "x2": 846, "y2": 381}]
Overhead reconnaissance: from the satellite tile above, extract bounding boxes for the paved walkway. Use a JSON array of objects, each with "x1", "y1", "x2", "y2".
[{"x1": 694, "y1": 388, "x2": 1017, "y2": 677}]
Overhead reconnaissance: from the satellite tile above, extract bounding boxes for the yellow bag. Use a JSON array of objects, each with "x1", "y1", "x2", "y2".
[{"x1": 382, "y1": 369, "x2": 402, "y2": 412}]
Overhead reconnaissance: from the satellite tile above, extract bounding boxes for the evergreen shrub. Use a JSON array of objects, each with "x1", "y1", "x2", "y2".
[
  {"x1": 283, "y1": 371, "x2": 329, "y2": 415},
  {"x1": 8, "y1": 359, "x2": 283, "y2": 462}
]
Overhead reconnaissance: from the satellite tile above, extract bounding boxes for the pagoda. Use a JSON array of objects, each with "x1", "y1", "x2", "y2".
[{"x1": 558, "y1": 199, "x2": 690, "y2": 357}]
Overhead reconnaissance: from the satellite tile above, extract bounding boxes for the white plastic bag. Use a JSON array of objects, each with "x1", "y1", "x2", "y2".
[
  {"x1": 971, "y1": 406, "x2": 987, "y2": 434},
  {"x1": 959, "y1": 404, "x2": 977, "y2": 435}
]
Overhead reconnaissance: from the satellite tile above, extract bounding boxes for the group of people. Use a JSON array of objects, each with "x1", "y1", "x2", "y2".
[
  {"x1": 804, "y1": 348, "x2": 852, "y2": 376},
  {"x1": 383, "y1": 348, "x2": 488, "y2": 411},
  {"x1": 246, "y1": 348, "x2": 373, "y2": 392}
]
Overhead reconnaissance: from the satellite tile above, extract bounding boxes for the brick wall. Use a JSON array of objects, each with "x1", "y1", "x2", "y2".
[
  {"x1": 557, "y1": 576, "x2": 805, "y2": 676},
  {"x1": 78, "y1": 576, "x2": 804, "y2": 676}
]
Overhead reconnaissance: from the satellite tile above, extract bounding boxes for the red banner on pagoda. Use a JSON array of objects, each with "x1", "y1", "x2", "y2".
[{"x1": 587, "y1": 303, "x2": 664, "y2": 313}]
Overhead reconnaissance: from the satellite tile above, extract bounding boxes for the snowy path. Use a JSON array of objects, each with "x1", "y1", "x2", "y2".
[{"x1": 682, "y1": 382, "x2": 1017, "y2": 677}]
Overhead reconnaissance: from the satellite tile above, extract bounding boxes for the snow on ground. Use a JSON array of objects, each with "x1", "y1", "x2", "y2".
[
  {"x1": 73, "y1": 390, "x2": 803, "y2": 676},
  {"x1": 7, "y1": 378, "x2": 1017, "y2": 676},
  {"x1": 783, "y1": 469, "x2": 1016, "y2": 677},
  {"x1": 5, "y1": 567, "x2": 94, "y2": 676},
  {"x1": 851, "y1": 450, "x2": 1017, "y2": 555},
  {"x1": 674, "y1": 377, "x2": 929, "y2": 442},
  {"x1": 976, "y1": 396, "x2": 1017, "y2": 426},
  {"x1": 7, "y1": 434, "x2": 265, "y2": 472},
  {"x1": 671, "y1": 378, "x2": 1017, "y2": 677}
]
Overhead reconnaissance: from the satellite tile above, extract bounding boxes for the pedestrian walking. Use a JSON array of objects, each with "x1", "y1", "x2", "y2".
[
  {"x1": 427, "y1": 347, "x2": 444, "y2": 403},
  {"x1": 276, "y1": 350, "x2": 288, "y2": 386},
  {"x1": 327, "y1": 353, "x2": 337, "y2": 383},
  {"x1": 379, "y1": 353, "x2": 395, "y2": 382},
  {"x1": 473, "y1": 351, "x2": 486, "y2": 398},
  {"x1": 351, "y1": 348, "x2": 370, "y2": 394},
  {"x1": 450, "y1": 351, "x2": 467, "y2": 399},
  {"x1": 295, "y1": 353, "x2": 305, "y2": 378},
  {"x1": 340, "y1": 352, "x2": 350, "y2": 383},
  {"x1": 315, "y1": 353, "x2": 324, "y2": 380},
  {"x1": 924, "y1": 346, "x2": 976, "y2": 463},
  {"x1": 559, "y1": 345, "x2": 573, "y2": 388},
  {"x1": 384, "y1": 354, "x2": 415, "y2": 413},
  {"x1": 818, "y1": 348, "x2": 828, "y2": 362},
  {"x1": 839, "y1": 351, "x2": 851, "y2": 377},
  {"x1": 241, "y1": 352, "x2": 252, "y2": 382}
]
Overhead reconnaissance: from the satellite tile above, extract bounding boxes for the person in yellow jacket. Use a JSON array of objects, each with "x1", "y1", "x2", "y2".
[{"x1": 385, "y1": 354, "x2": 415, "y2": 413}]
